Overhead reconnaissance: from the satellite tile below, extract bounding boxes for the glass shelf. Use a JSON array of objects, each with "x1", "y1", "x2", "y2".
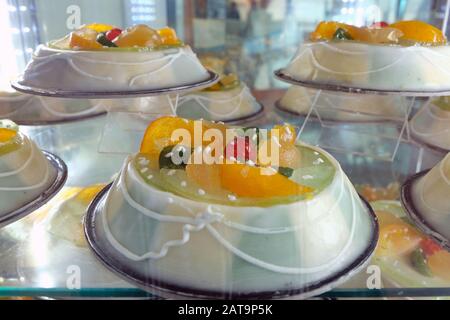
[{"x1": 0, "y1": 92, "x2": 448, "y2": 299}]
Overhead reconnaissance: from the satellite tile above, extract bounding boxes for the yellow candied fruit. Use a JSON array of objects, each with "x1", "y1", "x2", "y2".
[
  {"x1": 0, "y1": 128, "x2": 17, "y2": 143},
  {"x1": 84, "y1": 23, "x2": 115, "y2": 33},
  {"x1": 310, "y1": 21, "x2": 370, "y2": 42},
  {"x1": 157, "y1": 27, "x2": 181, "y2": 45},
  {"x1": 114, "y1": 24, "x2": 162, "y2": 48},
  {"x1": 75, "y1": 184, "x2": 106, "y2": 205},
  {"x1": 221, "y1": 163, "x2": 313, "y2": 198},
  {"x1": 69, "y1": 28, "x2": 102, "y2": 50},
  {"x1": 389, "y1": 20, "x2": 446, "y2": 44}
]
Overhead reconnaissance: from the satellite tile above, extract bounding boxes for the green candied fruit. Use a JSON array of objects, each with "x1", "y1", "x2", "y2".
[
  {"x1": 410, "y1": 248, "x2": 433, "y2": 277},
  {"x1": 333, "y1": 28, "x2": 354, "y2": 41},
  {"x1": 433, "y1": 96, "x2": 450, "y2": 111}
]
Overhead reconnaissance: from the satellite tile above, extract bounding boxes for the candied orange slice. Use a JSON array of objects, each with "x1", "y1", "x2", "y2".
[
  {"x1": 84, "y1": 23, "x2": 115, "y2": 33},
  {"x1": 140, "y1": 116, "x2": 195, "y2": 156},
  {"x1": 376, "y1": 222, "x2": 423, "y2": 257},
  {"x1": 0, "y1": 128, "x2": 17, "y2": 143},
  {"x1": 114, "y1": 24, "x2": 162, "y2": 48},
  {"x1": 428, "y1": 250, "x2": 450, "y2": 281},
  {"x1": 221, "y1": 163, "x2": 313, "y2": 198},
  {"x1": 69, "y1": 28, "x2": 102, "y2": 50},
  {"x1": 157, "y1": 27, "x2": 181, "y2": 45},
  {"x1": 390, "y1": 20, "x2": 446, "y2": 44},
  {"x1": 75, "y1": 184, "x2": 106, "y2": 205}
]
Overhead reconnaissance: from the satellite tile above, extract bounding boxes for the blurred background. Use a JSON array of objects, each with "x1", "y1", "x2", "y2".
[{"x1": 1, "y1": 0, "x2": 450, "y2": 91}]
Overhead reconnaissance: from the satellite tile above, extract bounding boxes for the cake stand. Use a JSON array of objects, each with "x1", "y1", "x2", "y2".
[
  {"x1": 84, "y1": 183, "x2": 379, "y2": 300},
  {"x1": 0, "y1": 151, "x2": 67, "y2": 229},
  {"x1": 12, "y1": 71, "x2": 219, "y2": 99}
]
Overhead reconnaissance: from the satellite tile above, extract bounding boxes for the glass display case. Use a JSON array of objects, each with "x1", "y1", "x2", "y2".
[{"x1": 0, "y1": 0, "x2": 449, "y2": 300}]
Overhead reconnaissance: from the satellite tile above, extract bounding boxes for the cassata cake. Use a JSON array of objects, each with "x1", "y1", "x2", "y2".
[
  {"x1": 176, "y1": 73, "x2": 263, "y2": 122},
  {"x1": 403, "y1": 153, "x2": 450, "y2": 245},
  {"x1": 279, "y1": 20, "x2": 450, "y2": 93},
  {"x1": 87, "y1": 116, "x2": 377, "y2": 298},
  {"x1": 372, "y1": 201, "x2": 450, "y2": 287},
  {"x1": 0, "y1": 119, "x2": 58, "y2": 216},
  {"x1": 277, "y1": 86, "x2": 407, "y2": 122},
  {"x1": 410, "y1": 96, "x2": 450, "y2": 151},
  {"x1": 16, "y1": 24, "x2": 212, "y2": 93}
]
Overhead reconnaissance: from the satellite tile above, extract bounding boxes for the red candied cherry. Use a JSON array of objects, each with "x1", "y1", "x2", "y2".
[
  {"x1": 370, "y1": 21, "x2": 389, "y2": 29},
  {"x1": 225, "y1": 136, "x2": 257, "y2": 163},
  {"x1": 420, "y1": 238, "x2": 442, "y2": 257},
  {"x1": 106, "y1": 28, "x2": 122, "y2": 41}
]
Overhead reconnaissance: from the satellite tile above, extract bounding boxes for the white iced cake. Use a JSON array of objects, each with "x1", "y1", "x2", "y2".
[
  {"x1": 411, "y1": 97, "x2": 450, "y2": 151},
  {"x1": 0, "y1": 120, "x2": 57, "y2": 215},
  {"x1": 410, "y1": 153, "x2": 450, "y2": 240},
  {"x1": 92, "y1": 116, "x2": 376, "y2": 297},
  {"x1": 281, "y1": 21, "x2": 450, "y2": 92},
  {"x1": 176, "y1": 74, "x2": 262, "y2": 122},
  {"x1": 17, "y1": 24, "x2": 211, "y2": 93},
  {"x1": 278, "y1": 86, "x2": 407, "y2": 122}
]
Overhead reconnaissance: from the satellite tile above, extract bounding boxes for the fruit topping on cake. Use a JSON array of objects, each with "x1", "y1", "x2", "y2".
[
  {"x1": 204, "y1": 73, "x2": 240, "y2": 91},
  {"x1": 310, "y1": 20, "x2": 446, "y2": 45},
  {"x1": 0, "y1": 120, "x2": 22, "y2": 155},
  {"x1": 54, "y1": 23, "x2": 183, "y2": 51},
  {"x1": 0, "y1": 120, "x2": 18, "y2": 144},
  {"x1": 375, "y1": 207, "x2": 450, "y2": 281},
  {"x1": 137, "y1": 117, "x2": 318, "y2": 205}
]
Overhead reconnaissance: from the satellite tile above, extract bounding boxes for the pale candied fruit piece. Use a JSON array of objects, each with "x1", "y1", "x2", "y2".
[
  {"x1": 221, "y1": 163, "x2": 313, "y2": 198},
  {"x1": 157, "y1": 27, "x2": 181, "y2": 45},
  {"x1": 273, "y1": 124, "x2": 296, "y2": 145},
  {"x1": 186, "y1": 163, "x2": 222, "y2": 194},
  {"x1": 390, "y1": 20, "x2": 446, "y2": 44},
  {"x1": 69, "y1": 28, "x2": 102, "y2": 50},
  {"x1": 113, "y1": 24, "x2": 162, "y2": 48}
]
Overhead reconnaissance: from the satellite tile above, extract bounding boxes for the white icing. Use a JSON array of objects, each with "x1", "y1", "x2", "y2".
[{"x1": 176, "y1": 84, "x2": 261, "y2": 121}]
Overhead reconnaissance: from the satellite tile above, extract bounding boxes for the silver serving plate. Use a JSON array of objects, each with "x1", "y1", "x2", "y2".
[
  {"x1": 0, "y1": 151, "x2": 67, "y2": 229},
  {"x1": 274, "y1": 70, "x2": 450, "y2": 97},
  {"x1": 84, "y1": 184, "x2": 379, "y2": 300},
  {"x1": 11, "y1": 71, "x2": 219, "y2": 99},
  {"x1": 401, "y1": 170, "x2": 450, "y2": 252}
]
